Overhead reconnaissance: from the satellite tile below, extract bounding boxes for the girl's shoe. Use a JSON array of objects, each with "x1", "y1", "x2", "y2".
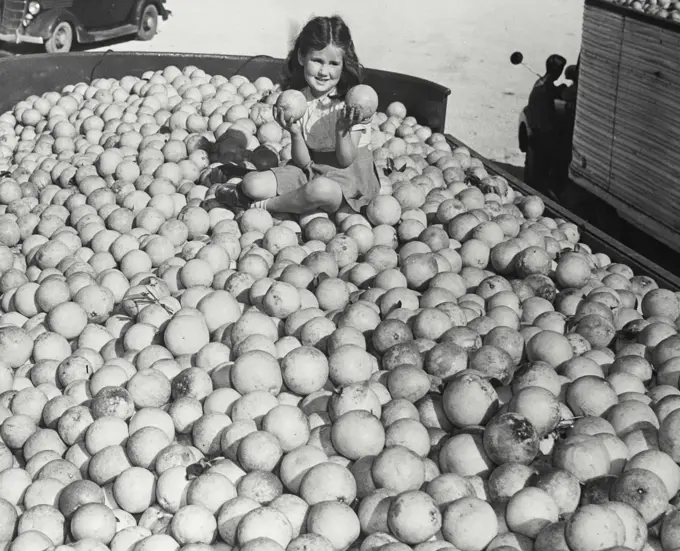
[
  {"x1": 215, "y1": 162, "x2": 253, "y2": 180},
  {"x1": 215, "y1": 184, "x2": 252, "y2": 210},
  {"x1": 199, "y1": 163, "x2": 255, "y2": 187}
]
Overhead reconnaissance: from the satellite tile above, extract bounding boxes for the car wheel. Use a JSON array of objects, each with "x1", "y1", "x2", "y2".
[
  {"x1": 137, "y1": 3, "x2": 159, "y2": 41},
  {"x1": 45, "y1": 21, "x2": 73, "y2": 54}
]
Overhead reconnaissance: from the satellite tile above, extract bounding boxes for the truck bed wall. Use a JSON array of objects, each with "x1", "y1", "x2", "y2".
[{"x1": 0, "y1": 51, "x2": 451, "y2": 131}]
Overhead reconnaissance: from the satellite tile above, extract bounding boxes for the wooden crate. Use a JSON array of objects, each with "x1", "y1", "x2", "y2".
[{"x1": 571, "y1": 0, "x2": 680, "y2": 250}]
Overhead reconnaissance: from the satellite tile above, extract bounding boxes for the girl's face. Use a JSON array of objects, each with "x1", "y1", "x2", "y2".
[{"x1": 298, "y1": 44, "x2": 344, "y2": 97}]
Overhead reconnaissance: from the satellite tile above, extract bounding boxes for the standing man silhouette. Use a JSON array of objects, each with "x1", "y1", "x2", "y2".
[{"x1": 524, "y1": 54, "x2": 567, "y2": 197}]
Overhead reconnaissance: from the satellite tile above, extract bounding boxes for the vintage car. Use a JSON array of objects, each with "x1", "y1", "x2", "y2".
[{"x1": 0, "y1": 0, "x2": 170, "y2": 53}]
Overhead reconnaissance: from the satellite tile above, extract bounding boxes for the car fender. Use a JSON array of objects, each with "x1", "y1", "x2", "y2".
[
  {"x1": 131, "y1": 0, "x2": 170, "y2": 23},
  {"x1": 26, "y1": 9, "x2": 81, "y2": 40}
]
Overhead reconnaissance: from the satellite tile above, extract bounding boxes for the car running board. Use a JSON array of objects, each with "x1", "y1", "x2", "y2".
[{"x1": 79, "y1": 24, "x2": 138, "y2": 44}]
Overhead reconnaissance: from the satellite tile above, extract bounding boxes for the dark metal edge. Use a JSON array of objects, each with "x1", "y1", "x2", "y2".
[
  {"x1": 446, "y1": 134, "x2": 680, "y2": 291},
  {"x1": 0, "y1": 51, "x2": 453, "y2": 97}
]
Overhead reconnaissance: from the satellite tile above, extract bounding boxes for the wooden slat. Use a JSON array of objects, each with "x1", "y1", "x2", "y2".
[
  {"x1": 608, "y1": 16, "x2": 680, "y2": 233},
  {"x1": 570, "y1": 3, "x2": 625, "y2": 193}
]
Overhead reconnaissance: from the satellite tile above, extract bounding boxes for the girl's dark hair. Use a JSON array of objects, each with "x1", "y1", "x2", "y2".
[{"x1": 281, "y1": 15, "x2": 363, "y2": 97}]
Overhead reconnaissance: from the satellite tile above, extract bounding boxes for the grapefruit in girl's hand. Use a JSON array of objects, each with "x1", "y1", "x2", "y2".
[
  {"x1": 275, "y1": 90, "x2": 308, "y2": 124},
  {"x1": 345, "y1": 85, "x2": 379, "y2": 122}
]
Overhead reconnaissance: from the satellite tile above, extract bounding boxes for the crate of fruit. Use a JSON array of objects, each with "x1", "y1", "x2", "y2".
[{"x1": 570, "y1": 0, "x2": 680, "y2": 252}]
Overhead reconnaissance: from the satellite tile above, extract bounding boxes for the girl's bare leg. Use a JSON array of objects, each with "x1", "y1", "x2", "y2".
[
  {"x1": 262, "y1": 177, "x2": 343, "y2": 214},
  {"x1": 240, "y1": 171, "x2": 278, "y2": 200},
  {"x1": 213, "y1": 169, "x2": 343, "y2": 215},
  {"x1": 214, "y1": 170, "x2": 277, "y2": 209}
]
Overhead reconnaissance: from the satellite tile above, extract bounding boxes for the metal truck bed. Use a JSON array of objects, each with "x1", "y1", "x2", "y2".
[{"x1": 1, "y1": 51, "x2": 678, "y2": 290}]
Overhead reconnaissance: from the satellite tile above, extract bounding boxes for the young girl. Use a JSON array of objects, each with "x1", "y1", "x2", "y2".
[{"x1": 212, "y1": 15, "x2": 381, "y2": 215}]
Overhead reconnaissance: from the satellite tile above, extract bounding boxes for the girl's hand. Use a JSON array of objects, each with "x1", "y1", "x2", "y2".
[
  {"x1": 337, "y1": 105, "x2": 369, "y2": 135},
  {"x1": 273, "y1": 106, "x2": 302, "y2": 136}
]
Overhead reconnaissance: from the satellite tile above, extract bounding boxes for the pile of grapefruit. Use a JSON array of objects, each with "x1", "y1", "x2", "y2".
[
  {"x1": 607, "y1": 0, "x2": 680, "y2": 22},
  {"x1": 0, "y1": 65, "x2": 678, "y2": 551}
]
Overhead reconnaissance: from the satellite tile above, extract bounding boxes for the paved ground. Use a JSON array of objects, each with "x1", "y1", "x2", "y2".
[{"x1": 90, "y1": 0, "x2": 584, "y2": 165}]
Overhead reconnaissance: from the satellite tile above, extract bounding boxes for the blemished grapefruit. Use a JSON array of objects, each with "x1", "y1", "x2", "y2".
[
  {"x1": 483, "y1": 412, "x2": 540, "y2": 465},
  {"x1": 387, "y1": 490, "x2": 442, "y2": 544},
  {"x1": 442, "y1": 370, "x2": 499, "y2": 428}
]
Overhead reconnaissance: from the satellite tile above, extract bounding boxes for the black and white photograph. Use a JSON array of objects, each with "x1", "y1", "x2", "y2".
[{"x1": 0, "y1": 1, "x2": 679, "y2": 550}]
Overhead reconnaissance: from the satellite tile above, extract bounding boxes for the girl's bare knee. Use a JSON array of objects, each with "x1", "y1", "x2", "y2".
[
  {"x1": 305, "y1": 177, "x2": 343, "y2": 211},
  {"x1": 241, "y1": 171, "x2": 278, "y2": 200}
]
